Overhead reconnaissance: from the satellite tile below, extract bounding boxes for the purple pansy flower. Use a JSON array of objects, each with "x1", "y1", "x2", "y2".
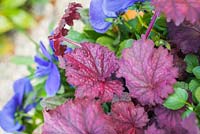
[
  {"x1": 89, "y1": 0, "x2": 144, "y2": 33},
  {"x1": 35, "y1": 41, "x2": 60, "y2": 96},
  {"x1": 0, "y1": 78, "x2": 34, "y2": 133}
]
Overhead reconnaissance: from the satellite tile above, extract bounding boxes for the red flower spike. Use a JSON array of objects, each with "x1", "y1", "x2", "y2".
[
  {"x1": 49, "y1": 2, "x2": 82, "y2": 56},
  {"x1": 64, "y1": 42, "x2": 123, "y2": 102},
  {"x1": 111, "y1": 101, "x2": 148, "y2": 134},
  {"x1": 42, "y1": 98, "x2": 117, "y2": 134},
  {"x1": 117, "y1": 35, "x2": 178, "y2": 105},
  {"x1": 152, "y1": 0, "x2": 200, "y2": 25}
]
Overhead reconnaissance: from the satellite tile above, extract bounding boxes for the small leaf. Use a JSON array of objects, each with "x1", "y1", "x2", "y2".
[
  {"x1": 117, "y1": 39, "x2": 133, "y2": 57},
  {"x1": 164, "y1": 88, "x2": 188, "y2": 110},
  {"x1": 66, "y1": 29, "x2": 89, "y2": 42},
  {"x1": 194, "y1": 103, "x2": 200, "y2": 113},
  {"x1": 10, "y1": 56, "x2": 34, "y2": 65},
  {"x1": 193, "y1": 66, "x2": 200, "y2": 79},
  {"x1": 40, "y1": 96, "x2": 67, "y2": 110},
  {"x1": 174, "y1": 81, "x2": 188, "y2": 90},
  {"x1": 184, "y1": 54, "x2": 199, "y2": 73},
  {"x1": 182, "y1": 109, "x2": 193, "y2": 119},
  {"x1": 96, "y1": 36, "x2": 115, "y2": 51},
  {"x1": 194, "y1": 87, "x2": 200, "y2": 102},
  {"x1": 189, "y1": 79, "x2": 200, "y2": 92}
]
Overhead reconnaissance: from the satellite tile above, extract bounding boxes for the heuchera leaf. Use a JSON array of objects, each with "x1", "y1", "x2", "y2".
[
  {"x1": 64, "y1": 42, "x2": 123, "y2": 102},
  {"x1": 152, "y1": 0, "x2": 200, "y2": 25},
  {"x1": 117, "y1": 35, "x2": 178, "y2": 105},
  {"x1": 111, "y1": 101, "x2": 148, "y2": 134},
  {"x1": 168, "y1": 21, "x2": 200, "y2": 54},
  {"x1": 42, "y1": 98, "x2": 117, "y2": 134},
  {"x1": 155, "y1": 106, "x2": 199, "y2": 134},
  {"x1": 145, "y1": 123, "x2": 165, "y2": 134}
]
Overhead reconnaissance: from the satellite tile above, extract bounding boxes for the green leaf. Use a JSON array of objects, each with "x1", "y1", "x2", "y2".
[
  {"x1": 189, "y1": 79, "x2": 200, "y2": 92},
  {"x1": 182, "y1": 109, "x2": 193, "y2": 119},
  {"x1": 79, "y1": 8, "x2": 89, "y2": 24},
  {"x1": 102, "y1": 103, "x2": 111, "y2": 113},
  {"x1": 67, "y1": 29, "x2": 88, "y2": 42},
  {"x1": 66, "y1": 29, "x2": 92, "y2": 48},
  {"x1": 193, "y1": 66, "x2": 200, "y2": 79},
  {"x1": 117, "y1": 39, "x2": 133, "y2": 57},
  {"x1": 174, "y1": 81, "x2": 189, "y2": 90},
  {"x1": 163, "y1": 88, "x2": 188, "y2": 110},
  {"x1": 195, "y1": 87, "x2": 200, "y2": 102},
  {"x1": 0, "y1": 15, "x2": 14, "y2": 33},
  {"x1": 0, "y1": 0, "x2": 27, "y2": 8},
  {"x1": 40, "y1": 96, "x2": 67, "y2": 110},
  {"x1": 10, "y1": 55, "x2": 34, "y2": 65},
  {"x1": 194, "y1": 103, "x2": 200, "y2": 114},
  {"x1": 184, "y1": 54, "x2": 199, "y2": 73},
  {"x1": 96, "y1": 36, "x2": 115, "y2": 51}
]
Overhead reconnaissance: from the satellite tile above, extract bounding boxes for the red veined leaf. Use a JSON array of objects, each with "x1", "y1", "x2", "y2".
[
  {"x1": 111, "y1": 101, "x2": 148, "y2": 134},
  {"x1": 64, "y1": 42, "x2": 123, "y2": 102},
  {"x1": 42, "y1": 98, "x2": 117, "y2": 134}
]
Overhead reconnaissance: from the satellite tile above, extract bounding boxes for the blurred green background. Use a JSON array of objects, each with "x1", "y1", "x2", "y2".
[{"x1": 0, "y1": 0, "x2": 50, "y2": 57}]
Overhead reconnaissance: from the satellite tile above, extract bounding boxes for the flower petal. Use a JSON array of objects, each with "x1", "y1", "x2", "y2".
[
  {"x1": 35, "y1": 63, "x2": 51, "y2": 77},
  {"x1": 40, "y1": 41, "x2": 52, "y2": 61},
  {"x1": 0, "y1": 95, "x2": 23, "y2": 132},
  {"x1": 13, "y1": 78, "x2": 33, "y2": 104},
  {"x1": 89, "y1": 0, "x2": 112, "y2": 33},
  {"x1": 34, "y1": 56, "x2": 49, "y2": 67},
  {"x1": 45, "y1": 63, "x2": 60, "y2": 96}
]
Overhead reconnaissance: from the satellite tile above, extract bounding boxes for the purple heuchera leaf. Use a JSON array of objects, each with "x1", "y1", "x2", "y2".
[
  {"x1": 64, "y1": 42, "x2": 123, "y2": 102},
  {"x1": 145, "y1": 123, "x2": 165, "y2": 134},
  {"x1": 152, "y1": 0, "x2": 200, "y2": 25},
  {"x1": 168, "y1": 21, "x2": 200, "y2": 54},
  {"x1": 111, "y1": 101, "x2": 148, "y2": 134},
  {"x1": 117, "y1": 35, "x2": 178, "y2": 105},
  {"x1": 155, "y1": 106, "x2": 199, "y2": 134},
  {"x1": 42, "y1": 98, "x2": 117, "y2": 134},
  {"x1": 181, "y1": 113, "x2": 200, "y2": 134},
  {"x1": 155, "y1": 106, "x2": 183, "y2": 128}
]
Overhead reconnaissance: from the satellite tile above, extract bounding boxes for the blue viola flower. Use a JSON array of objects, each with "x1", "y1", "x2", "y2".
[
  {"x1": 35, "y1": 41, "x2": 60, "y2": 96},
  {"x1": 89, "y1": 0, "x2": 144, "y2": 33},
  {"x1": 0, "y1": 78, "x2": 34, "y2": 133}
]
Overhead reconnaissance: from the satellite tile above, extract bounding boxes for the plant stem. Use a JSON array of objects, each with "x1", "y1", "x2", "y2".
[
  {"x1": 62, "y1": 37, "x2": 82, "y2": 48},
  {"x1": 137, "y1": 13, "x2": 160, "y2": 37},
  {"x1": 145, "y1": 11, "x2": 160, "y2": 39}
]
